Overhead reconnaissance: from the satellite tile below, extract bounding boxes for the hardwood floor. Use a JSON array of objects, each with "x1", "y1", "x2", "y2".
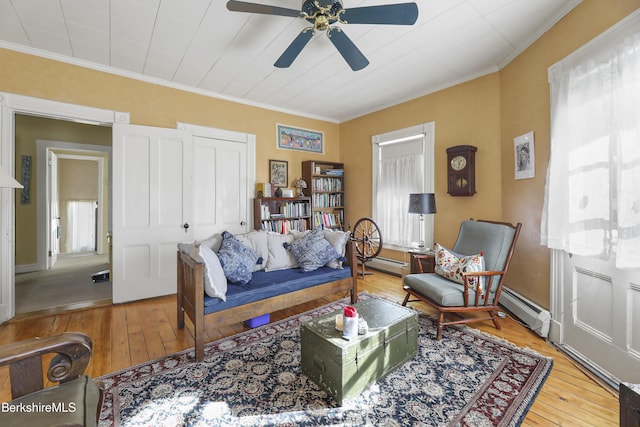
[{"x1": 0, "y1": 272, "x2": 619, "y2": 425}]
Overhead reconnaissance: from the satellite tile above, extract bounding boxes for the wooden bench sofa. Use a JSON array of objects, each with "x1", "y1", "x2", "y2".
[{"x1": 177, "y1": 235, "x2": 358, "y2": 362}]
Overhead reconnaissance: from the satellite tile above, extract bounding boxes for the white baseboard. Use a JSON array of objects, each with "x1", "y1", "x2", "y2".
[
  {"x1": 500, "y1": 286, "x2": 551, "y2": 338},
  {"x1": 366, "y1": 257, "x2": 408, "y2": 276},
  {"x1": 15, "y1": 263, "x2": 39, "y2": 274}
]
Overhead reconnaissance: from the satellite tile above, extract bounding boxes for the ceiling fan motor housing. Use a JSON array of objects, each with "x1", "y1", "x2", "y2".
[{"x1": 303, "y1": 0, "x2": 344, "y2": 30}]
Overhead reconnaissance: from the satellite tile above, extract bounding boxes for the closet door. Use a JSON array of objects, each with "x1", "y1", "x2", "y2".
[
  {"x1": 190, "y1": 135, "x2": 249, "y2": 240},
  {"x1": 112, "y1": 124, "x2": 192, "y2": 303}
]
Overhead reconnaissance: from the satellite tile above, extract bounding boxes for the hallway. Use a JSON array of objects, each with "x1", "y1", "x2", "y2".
[{"x1": 15, "y1": 254, "x2": 111, "y2": 315}]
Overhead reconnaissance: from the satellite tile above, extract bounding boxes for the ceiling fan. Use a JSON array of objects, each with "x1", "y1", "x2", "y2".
[{"x1": 226, "y1": 0, "x2": 419, "y2": 71}]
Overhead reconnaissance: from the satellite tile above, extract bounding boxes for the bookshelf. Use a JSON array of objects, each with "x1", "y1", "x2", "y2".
[
  {"x1": 302, "y1": 160, "x2": 345, "y2": 230},
  {"x1": 253, "y1": 197, "x2": 311, "y2": 233}
]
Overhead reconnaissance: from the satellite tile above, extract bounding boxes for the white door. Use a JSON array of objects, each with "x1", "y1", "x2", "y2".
[
  {"x1": 112, "y1": 124, "x2": 252, "y2": 304},
  {"x1": 190, "y1": 135, "x2": 249, "y2": 239},
  {"x1": 558, "y1": 252, "x2": 640, "y2": 385},
  {"x1": 47, "y1": 151, "x2": 59, "y2": 268},
  {"x1": 112, "y1": 124, "x2": 192, "y2": 303}
]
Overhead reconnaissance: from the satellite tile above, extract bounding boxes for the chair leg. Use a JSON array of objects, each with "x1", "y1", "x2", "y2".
[
  {"x1": 436, "y1": 312, "x2": 445, "y2": 340},
  {"x1": 401, "y1": 292, "x2": 410, "y2": 306},
  {"x1": 490, "y1": 311, "x2": 502, "y2": 330}
]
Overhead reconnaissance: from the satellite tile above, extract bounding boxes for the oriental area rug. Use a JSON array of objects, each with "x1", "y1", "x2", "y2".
[{"x1": 97, "y1": 293, "x2": 552, "y2": 426}]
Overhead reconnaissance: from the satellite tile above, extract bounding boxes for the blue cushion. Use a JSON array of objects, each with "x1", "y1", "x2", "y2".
[
  {"x1": 203, "y1": 266, "x2": 352, "y2": 314},
  {"x1": 288, "y1": 228, "x2": 341, "y2": 272},
  {"x1": 217, "y1": 231, "x2": 259, "y2": 285}
]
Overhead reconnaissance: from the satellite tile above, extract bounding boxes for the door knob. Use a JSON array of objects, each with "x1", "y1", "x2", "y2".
[
  {"x1": 183, "y1": 223, "x2": 190, "y2": 231},
  {"x1": 240, "y1": 221, "x2": 246, "y2": 226}
]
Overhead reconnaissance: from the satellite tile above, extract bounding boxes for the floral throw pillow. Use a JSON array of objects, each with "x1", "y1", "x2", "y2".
[
  {"x1": 287, "y1": 228, "x2": 342, "y2": 272},
  {"x1": 217, "y1": 231, "x2": 260, "y2": 285},
  {"x1": 434, "y1": 243, "x2": 486, "y2": 293}
]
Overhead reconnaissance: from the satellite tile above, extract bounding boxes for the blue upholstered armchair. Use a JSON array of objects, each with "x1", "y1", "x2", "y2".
[{"x1": 402, "y1": 219, "x2": 521, "y2": 340}]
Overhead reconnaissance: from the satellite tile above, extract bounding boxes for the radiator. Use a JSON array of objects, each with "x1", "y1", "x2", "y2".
[
  {"x1": 366, "y1": 257, "x2": 408, "y2": 276},
  {"x1": 500, "y1": 287, "x2": 551, "y2": 338}
]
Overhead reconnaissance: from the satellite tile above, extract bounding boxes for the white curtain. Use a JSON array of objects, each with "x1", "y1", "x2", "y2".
[
  {"x1": 542, "y1": 26, "x2": 640, "y2": 268},
  {"x1": 66, "y1": 200, "x2": 97, "y2": 253},
  {"x1": 377, "y1": 154, "x2": 424, "y2": 247}
]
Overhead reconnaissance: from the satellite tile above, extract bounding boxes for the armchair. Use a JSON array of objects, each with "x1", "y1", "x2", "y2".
[
  {"x1": 0, "y1": 332, "x2": 104, "y2": 427},
  {"x1": 402, "y1": 219, "x2": 521, "y2": 340}
]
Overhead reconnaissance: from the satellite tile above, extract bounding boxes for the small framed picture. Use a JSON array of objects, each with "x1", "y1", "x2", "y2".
[
  {"x1": 269, "y1": 159, "x2": 288, "y2": 187},
  {"x1": 514, "y1": 131, "x2": 535, "y2": 180}
]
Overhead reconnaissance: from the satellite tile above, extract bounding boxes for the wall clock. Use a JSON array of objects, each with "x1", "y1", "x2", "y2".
[{"x1": 446, "y1": 145, "x2": 477, "y2": 196}]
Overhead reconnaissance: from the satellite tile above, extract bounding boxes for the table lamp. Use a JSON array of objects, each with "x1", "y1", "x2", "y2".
[
  {"x1": 295, "y1": 178, "x2": 307, "y2": 196},
  {"x1": 408, "y1": 193, "x2": 436, "y2": 250}
]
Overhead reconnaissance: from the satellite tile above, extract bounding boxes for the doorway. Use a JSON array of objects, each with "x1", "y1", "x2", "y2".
[{"x1": 14, "y1": 114, "x2": 112, "y2": 315}]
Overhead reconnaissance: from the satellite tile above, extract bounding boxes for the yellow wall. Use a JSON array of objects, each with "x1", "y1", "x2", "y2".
[
  {"x1": 0, "y1": 48, "x2": 341, "y2": 189},
  {"x1": 341, "y1": 73, "x2": 503, "y2": 259}
]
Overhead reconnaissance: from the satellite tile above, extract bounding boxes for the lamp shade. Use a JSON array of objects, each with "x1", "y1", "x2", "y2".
[
  {"x1": 0, "y1": 166, "x2": 23, "y2": 189},
  {"x1": 408, "y1": 193, "x2": 436, "y2": 214}
]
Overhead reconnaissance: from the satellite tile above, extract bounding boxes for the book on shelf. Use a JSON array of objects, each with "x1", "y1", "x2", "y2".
[
  {"x1": 321, "y1": 168, "x2": 344, "y2": 176},
  {"x1": 256, "y1": 182, "x2": 273, "y2": 197}
]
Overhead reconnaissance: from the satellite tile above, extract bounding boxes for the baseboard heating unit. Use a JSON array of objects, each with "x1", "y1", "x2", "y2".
[
  {"x1": 500, "y1": 287, "x2": 551, "y2": 338},
  {"x1": 366, "y1": 257, "x2": 408, "y2": 276}
]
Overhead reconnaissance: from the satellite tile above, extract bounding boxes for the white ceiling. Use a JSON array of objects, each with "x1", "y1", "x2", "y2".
[{"x1": 0, "y1": 0, "x2": 581, "y2": 122}]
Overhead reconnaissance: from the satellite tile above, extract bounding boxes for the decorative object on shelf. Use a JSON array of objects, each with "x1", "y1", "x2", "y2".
[
  {"x1": 276, "y1": 124, "x2": 324, "y2": 153},
  {"x1": 269, "y1": 159, "x2": 288, "y2": 187},
  {"x1": 514, "y1": 131, "x2": 535, "y2": 180},
  {"x1": 446, "y1": 145, "x2": 477, "y2": 196},
  {"x1": 295, "y1": 178, "x2": 307, "y2": 196},
  {"x1": 408, "y1": 193, "x2": 436, "y2": 250},
  {"x1": 274, "y1": 187, "x2": 283, "y2": 197}
]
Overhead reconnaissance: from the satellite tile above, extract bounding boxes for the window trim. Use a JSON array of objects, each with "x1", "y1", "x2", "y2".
[{"x1": 372, "y1": 122, "x2": 435, "y2": 251}]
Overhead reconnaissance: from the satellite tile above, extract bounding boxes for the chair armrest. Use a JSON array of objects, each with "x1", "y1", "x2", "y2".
[
  {"x1": 0, "y1": 332, "x2": 92, "y2": 399},
  {"x1": 461, "y1": 270, "x2": 506, "y2": 302}
]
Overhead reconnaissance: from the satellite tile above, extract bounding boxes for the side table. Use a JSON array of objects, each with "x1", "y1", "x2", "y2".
[{"x1": 408, "y1": 250, "x2": 435, "y2": 274}]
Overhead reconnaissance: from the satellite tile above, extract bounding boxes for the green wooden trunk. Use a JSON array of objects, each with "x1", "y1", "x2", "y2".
[{"x1": 300, "y1": 298, "x2": 419, "y2": 405}]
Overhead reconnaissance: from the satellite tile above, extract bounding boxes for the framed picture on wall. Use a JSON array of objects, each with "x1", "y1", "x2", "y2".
[
  {"x1": 269, "y1": 159, "x2": 288, "y2": 187},
  {"x1": 276, "y1": 124, "x2": 324, "y2": 153},
  {"x1": 514, "y1": 131, "x2": 535, "y2": 180}
]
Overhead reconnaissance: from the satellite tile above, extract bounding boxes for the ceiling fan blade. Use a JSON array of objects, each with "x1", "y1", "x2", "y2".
[
  {"x1": 226, "y1": 1, "x2": 301, "y2": 18},
  {"x1": 341, "y1": 3, "x2": 419, "y2": 25},
  {"x1": 327, "y1": 28, "x2": 369, "y2": 71},
  {"x1": 274, "y1": 29, "x2": 315, "y2": 68}
]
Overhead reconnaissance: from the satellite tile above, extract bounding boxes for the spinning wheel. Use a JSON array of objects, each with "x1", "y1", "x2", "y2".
[{"x1": 351, "y1": 217, "x2": 382, "y2": 277}]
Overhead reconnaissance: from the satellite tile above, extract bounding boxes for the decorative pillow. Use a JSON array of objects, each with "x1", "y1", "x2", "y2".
[
  {"x1": 198, "y1": 233, "x2": 222, "y2": 252},
  {"x1": 191, "y1": 244, "x2": 227, "y2": 300},
  {"x1": 322, "y1": 229, "x2": 351, "y2": 269},
  {"x1": 217, "y1": 231, "x2": 259, "y2": 285},
  {"x1": 287, "y1": 228, "x2": 342, "y2": 272},
  {"x1": 235, "y1": 230, "x2": 268, "y2": 271},
  {"x1": 434, "y1": 243, "x2": 486, "y2": 293},
  {"x1": 265, "y1": 232, "x2": 299, "y2": 271}
]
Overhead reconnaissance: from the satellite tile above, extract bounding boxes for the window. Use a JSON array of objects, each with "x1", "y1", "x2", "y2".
[
  {"x1": 542, "y1": 17, "x2": 640, "y2": 268},
  {"x1": 372, "y1": 122, "x2": 435, "y2": 250}
]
